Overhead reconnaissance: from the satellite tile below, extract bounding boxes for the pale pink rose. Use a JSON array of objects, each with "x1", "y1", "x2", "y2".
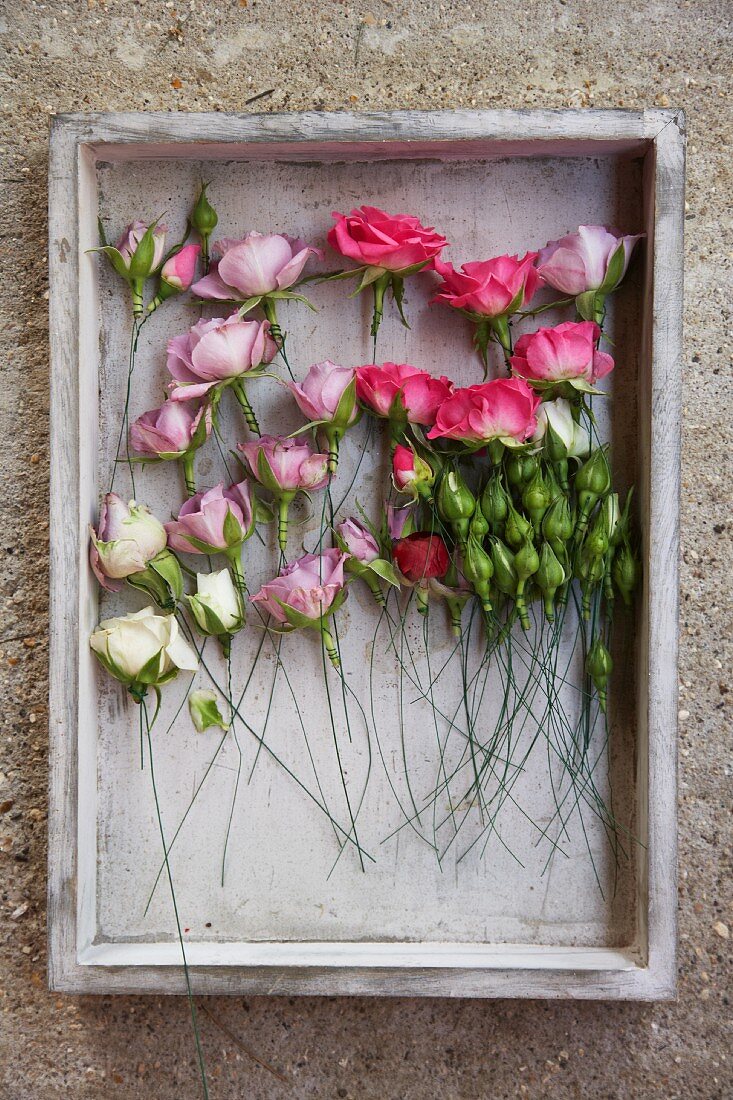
[
  {"x1": 510, "y1": 321, "x2": 614, "y2": 385},
  {"x1": 288, "y1": 360, "x2": 358, "y2": 425},
  {"x1": 432, "y1": 252, "x2": 541, "y2": 318},
  {"x1": 536, "y1": 225, "x2": 643, "y2": 295},
  {"x1": 427, "y1": 377, "x2": 541, "y2": 445},
  {"x1": 355, "y1": 362, "x2": 453, "y2": 426},
  {"x1": 89, "y1": 494, "x2": 167, "y2": 591},
  {"x1": 386, "y1": 503, "x2": 415, "y2": 541},
  {"x1": 167, "y1": 314, "x2": 277, "y2": 401},
  {"x1": 130, "y1": 399, "x2": 210, "y2": 458},
  {"x1": 250, "y1": 548, "x2": 349, "y2": 623},
  {"x1": 115, "y1": 220, "x2": 167, "y2": 271},
  {"x1": 191, "y1": 232, "x2": 323, "y2": 300},
  {"x1": 328, "y1": 206, "x2": 447, "y2": 272},
  {"x1": 164, "y1": 481, "x2": 253, "y2": 554},
  {"x1": 335, "y1": 518, "x2": 380, "y2": 564},
  {"x1": 160, "y1": 243, "x2": 200, "y2": 291},
  {"x1": 238, "y1": 435, "x2": 329, "y2": 494}
]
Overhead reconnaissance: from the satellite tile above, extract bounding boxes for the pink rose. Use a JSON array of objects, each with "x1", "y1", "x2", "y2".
[
  {"x1": 287, "y1": 360, "x2": 358, "y2": 426},
  {"x1": 115, "y1": 220, "x2": 168, "y2": 271},
  {"x1": 335, "y1": 518, "x2": 380, "y2": 564},
  {"x1": 432, "y1": 252, "x2": 541, "y2": 318},
  {"x1": 386, "y1": 503, "x2": 415, "y2": 541},
  {"x1": 238, "y1": 435, "x2": 329, "y2": 494},
  {"x1": 510, "y1": 321, "x2": 614, "y2": 386},
  {"x1": 392, "y1": 444, "x2": 435, "y2": 498},
  {"x1": 536, "y1": 225, "x2": 643, "y2": 296},
  {"x1": 328, "y1": 206, "x2": 447, "y2": 273},
  {"x1": 160, "y1": 243, "x2": 200, "y2": 292},
  {"x1": 355, "y1": 362, "x2": 453, "y2": 426},
  {"x1": 89, "y1": 494, "x2": 167, "y2": 591},
  {"x1": 427, "y1": 377, "x2": 541, "y2": 446},
  {"x1": 166, "y1": 314, "x2": 277, "y2": 401},
  {"x1": 191, "y1": 232, "x2": 323, "y2": 300},
  {"x1": 130, "y1": 399, "x2": 210, "y2": 458},
  {"x1": 164, "y1": 481, "x2": 254, "y2": 554},
  {"x1": 251, "y1": 548, "x2": 349, "y2": 624}
]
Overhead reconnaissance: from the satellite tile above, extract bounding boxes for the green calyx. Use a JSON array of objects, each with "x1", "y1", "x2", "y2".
[
  {"x1": 522, "y1": 467, "x2": 553, "y2": 528},
  {"x1": 612, "y1": 542, "x2": 639, "y2": 606},
  {"x1": 191, "y1": 182, "x2": 218, "y2": 240},
  {"x1": 463, "y1": 536, "x2": 494, "y2": 611},
  {"x1": 481, "y1": 474, "x2": 509, "y2": 532},
  {"x1": 490, "y1": 538, "x2": 517, "y2": 597},
  {"x1": 586, "y1": 636, "x2": 613, "y2": 712},
  {"x1": 506, "y1": 452, "x2": 538, "y2": 487},
  {"x1": 437, "y1": 467, "x2": 476, "y2": 544},
  {"x1": 126, "y1": 550, "x2": 183, "y2": 611},
  {"x1": 504, "y1": 502, "x2": 532, "y2": 549}
]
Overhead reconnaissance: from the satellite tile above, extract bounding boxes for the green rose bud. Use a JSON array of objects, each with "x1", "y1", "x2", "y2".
[
  {"x1": 522, "y1": 467, "x2": 553, "y2": 529},
  {"x1": 505, "y1": 502, "x2": 532, "y2": 549},
  {"x1": 612, "y1": 542, "x2": 640, "y2": 606},
  {"x1": 575, "y1": 446, "x2": 611, "y2": 533},
  {"x1": 436, "y1": 467, "x2": 476, "y2": 547},
  {"x1": 535, "y1": 542, "x2": 566, "y2": 621},
  {"x1": 463, "y1": 535, "x2": 494, "y2": 612},
  {"x1": 480, "y1": 474, "x2": 509, "y2": 532},
  {"x1": 490, "y1": 538, "x2": 517, "y2": 598},
  {"x1": 586, "y1": 636, "x2": 613, "y2": 712}
]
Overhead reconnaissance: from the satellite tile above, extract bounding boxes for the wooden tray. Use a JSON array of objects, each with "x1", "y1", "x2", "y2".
[{"x1": 48, "y1": 109, "x2": 683, "y2": 998}]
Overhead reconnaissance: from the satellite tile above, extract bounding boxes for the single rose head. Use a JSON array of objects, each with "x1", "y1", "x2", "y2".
[
  {"x1": 536, "y1": 225, "x2": 643, "y2": 296},
  {"x1": 164, "y1": 480, "x2": 254, "y2": 554},
  {"x1": 328, "y1": 206, "x2": 447, "y2": 273},
  {"x1": 392, "y1": 444, "x2": 435, "y2": 499},
  {"x1": 90, "y1": 606, "x2": 198, "y2": 690},
  {"x1": 167, "y1": 314, "x2": 277, "y2": 401},
  {"x1": 238, "y1": 435, "x2": 329, "y2": 495},
  {"x1": 130, "y1": 398, "x2": 210, "y2": 458},
  {"x1": 432, "y1": 252, "x2": 541, "y2": 319},
  {"x1": 386, "y1": 502, "x2": 415, "y2": 541},
  {"x1": 532, "y1": 397, "x2": 590, "y2": 459},
  {"x1": 427, "y1": 376, "x2": 541, "y2": 447},
  {"x1": 250, "y1": 548, "x2": 349, "y2": 624},
  {"x1": 89, "y1": 494, "x2": 167, "y2": 590},
  {"x1": 510, "y1": 321, "x2": 614, "y2": 387},
  {"x1": 335, "y1": 517, "x2": 380, "y2": 564},
  {"x1": 187, "y1": 568, "x2": 243, "y2": 637},
  {"x1": 355, "y1": 362, "x2": 453, "y2": 426},
  {"x1": 115, "y1": 220, "x2": 168, "y2": 273},
  {"x1": 393, "y1": 532, "x2": 450, "y2": 584},
  {"x1": 160, "y1": 243, "x2": 201, "y2": 293},
  {"x1": 288, "y1": 360, "x2": 358, "y2": 427},
  {"x1": 191, "y1": 232, "x2": 323, "y2": 300}
]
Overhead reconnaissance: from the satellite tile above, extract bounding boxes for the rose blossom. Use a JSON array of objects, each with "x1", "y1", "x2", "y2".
[
  {"x1": 335, "y1": 518, "x2": 380, "y2": 564},
  {"x1": 89, "y1": 494, "x2": 167, "y2": 591},
  {"x1": 427, "y1": 377, "x2": 541, "y2": 446},
  {"x1": 159, "y1": 243, "x2": 200, "y2": 292},
  {"x1": 238, "y1": 435, "x2": 329, "y2": 494},
  {"x1": 90, "y1": 607, "x2": 197, "y2": 688},
  {"x1": 287, "y1": 360, "x2": 358, "y2": 426},
  {"x1": 188, "y1": 568, "x2": 243, "y2": 636},
  {"x1": 116, "y1": 220, "x2": 167, "y2": 272},
  {"x1": 536, "y1": 225, "x2": 643, "y2": 296},
  {"x1": 432, "y1": 252, "x2": 541, "y2": 318},
  {"x1": 392, "y1": 444, "x2": 435, "y2": 498},
  {"x1": 164, "y1": 480, "x2": 254, "y2": 554},
  {"x1": 167, "y1": 314, "x2": 277, "y2": 401},
  {"x1": 510, "y1": 321, "x2": 614, "y2": 386},
  {"x1": 251, "y1": 548, "x2": 349, "y2": 624},
  {"x1": 356, "y1": 362, "x2": 453, "y2": 426},
  {"x1": 130, "y1": 399, "x2": 210, "y2": 458},
  {"x1": 532, "y1": 398, "x2": 590, "y2": 459},
  {"x1": 328, "y1": 206, "x2": 447, "y2": 273},
  {"x1": 191, "y1": 232, "x2": 323, "y2": 300},
  {"x1": 387, "y1": 503, "x2": 415, "y2": 541},
  {"x1": 393, "y1": 532, "x2": 450, "y2": 584}
]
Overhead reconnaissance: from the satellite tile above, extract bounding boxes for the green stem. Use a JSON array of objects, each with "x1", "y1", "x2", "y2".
[
  {"x1": 181, "y1": 451, "x2": 196, "y2": 497},
  {"x1": 277, "y1": 496, "x2": 291, "y2": 554},
  {"x1": 321, "y1": 625, "x2": 340, "y2": 669},
  {"x1": 231, "y1": 377, "x2": 260, "y2": 435}
]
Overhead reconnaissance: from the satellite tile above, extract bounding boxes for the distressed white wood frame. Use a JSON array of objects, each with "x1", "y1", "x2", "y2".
[{"x1": 48, "y1": 110, "x2": 684, "y2": 998}]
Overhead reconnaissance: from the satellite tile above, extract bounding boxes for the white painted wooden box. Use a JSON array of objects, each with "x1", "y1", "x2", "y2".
[{"x1": 48, "y1": 110, "x2": 684, "y2": 998}]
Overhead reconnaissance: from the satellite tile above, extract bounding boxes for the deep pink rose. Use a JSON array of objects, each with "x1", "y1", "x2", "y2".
[
  {"x1": 115, "y1": 220, "x2": 168, "y2": 271},
  {"x1": 164, "y1": 481, "x2": 254, "y2": 554},
  {"x1": 238, "y1": 435, "x2": 329, "y2": 494},
  {"x1": 510, "y1": 321, "x2": 614, "y2": 385},
  {"x1": 392, "y1": 444, "x2": 435, "y2": 498},
  {"x1": 335, "y1": 518, "x2": 380, "y2": 564},
  {"x1": 355, "y1": 362, "x2": 453, "y2": 426},
  {"x1": 191, "y1": 232, "x2": 323, "y2": 300},
  {"x1": 288, "y1": 360, "x2": 358, "y2": 425},
  {"x1": 536, "y1": 225, "x2": 643, "y2": 295},
  {"x1": 432, "y1": 252, "x2": 541, "y2": 318},
  {"x1": 130, "y1": 399, "x2": 210, "y2": 458},
  {"x1": 167, "y1": 314, "x2": 277, "y2": 401},
  {"x1": 160, "y1": 243, "x2": 200, "y2": 291},
  {"x1": 328, "y1": 206, "x2": 447, "y2": 273},
  {"x1": 427, "y1": 377, "x2": 541, "y2": 445},
  {"x1": 251, "y1": 548, "x2": 348, "y2": 623}
]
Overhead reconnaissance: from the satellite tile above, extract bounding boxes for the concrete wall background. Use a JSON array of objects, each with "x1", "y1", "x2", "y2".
[{"x1": 0, "y1": 1, "x2": 730, "y2": 1096}]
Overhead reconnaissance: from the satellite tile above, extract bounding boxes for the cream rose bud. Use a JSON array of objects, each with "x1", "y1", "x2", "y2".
[
  {"x1": 187, "y1": 569, "x2": 243, "y2": 636},
  {"x1": 89, "y1": 494, "x2": 168, "y2": 591},
  {"x1": 90, "y1": 607, "x2": 198, "y2": 689},
  {"x1": 533, "y1": 398, "x2": 590, "y2": 459}
]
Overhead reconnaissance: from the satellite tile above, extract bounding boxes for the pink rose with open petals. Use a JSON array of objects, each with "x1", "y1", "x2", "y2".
[
  {"x1": 328, "y1": 206, "x2": 447, "y2": 273},
  {"x1": 427, "y1": 377, "x2": 540, "y2": 446},
  {"x1": 355, "y1": 362, "x2": 453, "y2": 426},
  {"x1": 238, "y1": 435, "x2": 329, "y2": 494},
  {"x1": 164, "y1": 481, "x2": 254, "y2": 554},
  {"x1": 130, "y1": 399, "x2": 210, "y2": 458},
  {"x1": 432, "y1": 253, "x2": 541, "y2": 319},
  {"x1": 191, "y1": 232, "x2": 323, "y2": 301},
  {"x1": 288, "y1": 360, "x2": 358, "y2": 426},
  {"x1": 166, "y1": 314, "x2": 276, "y2": 401},
  {"x1": 536, "y1": 225, "x2": 643, "y2": 296},
  {"x1": 251, "y1": 548, "x2": 349, "y2": 624},
  {"x1": 510, "y1": 321, "x2": 614, "y2": 386},
  {"x1": 335, "y1": 518, "x2": 380, "y2": 564}
]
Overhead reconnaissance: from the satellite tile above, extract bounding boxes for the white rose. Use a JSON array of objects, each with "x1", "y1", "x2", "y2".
[
  {"x1": 533, "y1": 398, "x2": 590, "y2": 459},
  {"x1": 90, "y1": 607, "x2": 197, "y2": 687},
  {"x1": 90, "y1": 495, "x2": 167, "y2": 582},
  {"x1": 188, "y1": 569, "x2": 242, "y2": 636}
]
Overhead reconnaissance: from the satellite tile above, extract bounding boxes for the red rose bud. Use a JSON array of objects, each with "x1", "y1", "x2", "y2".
[
  {"x1": 394, "y1": 532, "x2": 450, "y2": 584},
  {"x1": 392, "y1": 444, "x2": 435, "y2": 499}
]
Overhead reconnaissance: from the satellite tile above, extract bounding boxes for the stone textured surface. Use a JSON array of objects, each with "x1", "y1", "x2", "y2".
[{"x1": 0, "y1": 1, "x2": 731, "y2": 1097}]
